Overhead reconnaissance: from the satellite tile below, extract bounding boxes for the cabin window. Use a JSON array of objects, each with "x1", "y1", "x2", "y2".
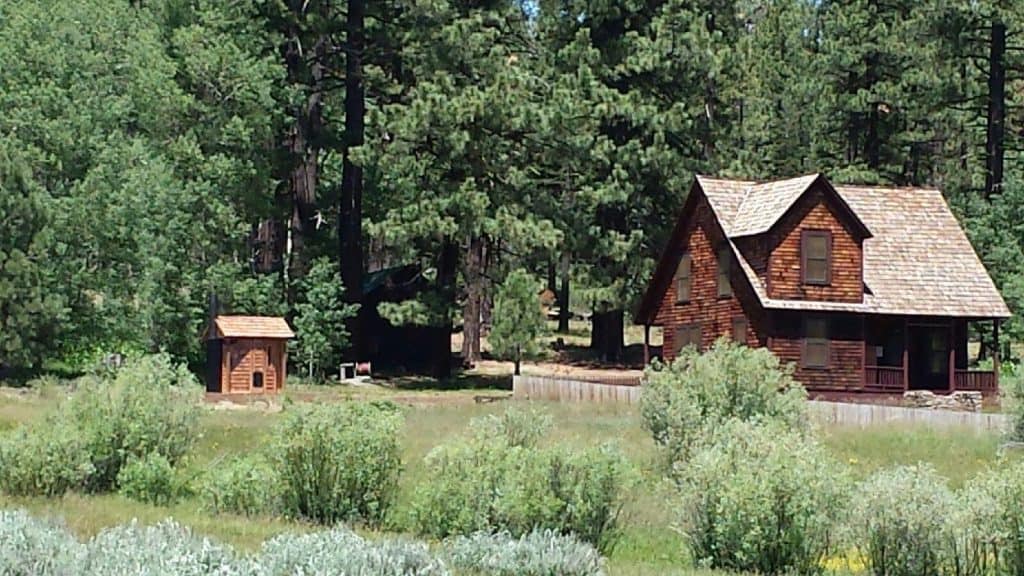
[
  {"x1": 676, "y1": 253, "x2": 692, "y2": 303},
  {"x1": 802, "y1": 317, "x2": 830, "y2": 368},
  {"x1": 801, "y1": 230, "x2": 832, "y2": 285},
  {"x1": 253, "y1": 371, "x2": 264, "y2": 389},
  {"x1": 675, "y1": 323, "x2": 702, "y2": 354},
  {"x1": 717, "y1": 247, "x2": 732, "y2": 297},
  {"x1": 731, "y1": 317, "x2": 748, "y2": 344}
]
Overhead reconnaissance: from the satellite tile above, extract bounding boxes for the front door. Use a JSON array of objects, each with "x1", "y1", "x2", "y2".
[{"x1": 908, "y1": 325, "x2": 950, "y2": 390}]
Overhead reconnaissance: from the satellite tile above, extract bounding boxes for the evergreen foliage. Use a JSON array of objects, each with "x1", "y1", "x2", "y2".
[
  {"x1": 489, "y1": 269, "x2": 546, "y2": 375},
  {"x1": 292, "y1": 257, "x2": 359, "y2": 378},
  {"x1": 0, "y1": 0, "x2": 1023, "y2": 370}
]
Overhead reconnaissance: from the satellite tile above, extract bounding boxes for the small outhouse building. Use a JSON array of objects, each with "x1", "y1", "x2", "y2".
[{"x1": 206, "y1": 316, "x2": 294, "y2": 394}]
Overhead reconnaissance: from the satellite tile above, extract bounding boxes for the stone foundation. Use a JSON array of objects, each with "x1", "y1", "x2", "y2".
[{"x1": 903, "y1": 390, "x2": 983, "y2": 412}]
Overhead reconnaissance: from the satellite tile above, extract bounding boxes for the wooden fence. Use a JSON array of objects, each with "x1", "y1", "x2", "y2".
[
  {"x1": 512, "y1": 374, "x2": 1009, "y2": 431},
  {"x1": 808, "y1": 400, "x2": 1007, "y2": 431},
  {"x1": 513, "y1": 374, "x2": 642, "y2": 404}
]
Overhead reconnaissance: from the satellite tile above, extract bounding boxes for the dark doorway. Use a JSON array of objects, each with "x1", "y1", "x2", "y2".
[
  {"x1": 253, "y1": 371, "x2": 264, "y2": 389},
  {"x1": 908, "y1": 325, "x2": 950, "y2": 390}
]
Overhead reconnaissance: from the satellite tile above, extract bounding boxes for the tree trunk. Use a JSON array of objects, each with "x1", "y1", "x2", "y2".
[
  {"x1": 431, "y1": 239, "x2": 458, "y2": 380},
  {"x1": 985, "y1": 20, "x2": 1006, "y2": 199},
  {"x1": 340, "y1": 0, "x2": 366, "y2": 358},
  {"x1": 283, "y1": 0, "x2": 328, "y2": 289},
  {"x1": 514, "y1": 346, "x2": 521, "y2": 376},
  {"x1": 864, "y1": 54, "x2": 880, "y2": 170},
  {"x1": 557, "y1": 250, "x2": 570, "y2": 333},
  {"x1": 590, "y1": 309, "x2": 624, "y2": 362},
  {"x1": 461, "y1": 235, "x2": 484, "y2": 366}
]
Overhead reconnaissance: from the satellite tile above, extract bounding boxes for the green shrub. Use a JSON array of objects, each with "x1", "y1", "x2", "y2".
[
  {"x1": 116, "y1": 453, "x2": 180, "y2": 506},
  {"x1": 0, "y1": 510, "x2": 85, "y2": 575},
  {"x1": 272, "y1": 401, "x2": 403, "y2": 525},
  {"x1": 851, "y1": 465, "x2": 956, "y2": 576},
  {"x1": 641, "y1": 340, "x2": 807, "y2": 463},
  {"x1": 258, "y1": 527, "x2": 448, "y2": 576},
  {"x1": 69, "y1": 354, "x2": 200, "y2": 490},
  {"x1": 952, "y1": 461, "x2": 1024, "y2": 576},
  {"x1": 411, "y1": 406, "x2": 628, "y2": 551},
  {"x1": 200, "y1": 454, "x2": 279, "y2": 516},
  {"x1": 0, "y1": 354, "x2": 200, "y2": 497},
  {"x1": 467, "y1": 404, "x2": 553, "y2": 448},
  {"x1": 678, "y1": 419, "x2": 848, "y2": 575},
  {"x1": 444, "y1": 530, "x2": 605, "y2": 576},
  {"x1": 0, "y1": 418, "x2": 94, "y2": 496},
  {"x1": 1002, "y1": 364, "x2": 1024, "y2": 441}
]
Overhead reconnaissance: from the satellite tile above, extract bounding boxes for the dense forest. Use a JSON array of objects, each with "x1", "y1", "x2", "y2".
[{"x1": 2, "y1": 0, "x2": 1024, "y2": 377}]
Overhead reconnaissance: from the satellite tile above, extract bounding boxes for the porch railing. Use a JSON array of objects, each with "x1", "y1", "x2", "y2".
[
  {"x1": 955, "y1": 370, "x2": 998, "y2": 393},
  {"x1": 864, "y1": 365, "x2": 905, "y2": 392}
]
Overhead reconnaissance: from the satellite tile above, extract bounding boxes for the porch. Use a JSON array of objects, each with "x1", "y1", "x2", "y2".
[{"x1": 862, "y1": 317, "x2": 1000, "y2": 395}]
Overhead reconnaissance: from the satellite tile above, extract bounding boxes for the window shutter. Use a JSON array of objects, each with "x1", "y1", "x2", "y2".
[
  {"x1": 717, "y1": 248, "x2": 732, "y2": 297},
  {"x1": 731, "y1": 317, "x2": 748, "y2": 344},
  {"x1": 802, "y1": 317, "x2": 830, "y2": 368},
  {"x1": 802, "y1": 230, "x2": 832, "y2": 285},
  {"x1": 676, "y1": 254, "x2": 692, "y2": 303}
]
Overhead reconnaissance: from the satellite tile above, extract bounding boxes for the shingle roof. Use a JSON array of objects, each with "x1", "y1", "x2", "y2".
[
  {"x1": 698, "y1": 175, "x2": 1010, "y2": 318},
  {"x1": 214, "y1": 316, "x2": 295, "y2": 339},
  {"x1": 728, "y1": 173, "x2": 822, "y2": 236}
]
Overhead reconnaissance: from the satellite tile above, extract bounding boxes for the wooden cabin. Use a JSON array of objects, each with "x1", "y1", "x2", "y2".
[
  {"x1": 206, "y1": 316, "x2": 294, "y2": 394},
  {"x1": 635, "y1": 173, "x2": 1011, "y2": 396}
]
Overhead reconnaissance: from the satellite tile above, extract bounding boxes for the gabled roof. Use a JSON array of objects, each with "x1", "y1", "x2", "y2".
[
  {"x1": 212, "y1": 316, "x2": 295, "y2": 339},
  {"x1": 638, "y1": 174, "x2": 1010, "y2": 322}
]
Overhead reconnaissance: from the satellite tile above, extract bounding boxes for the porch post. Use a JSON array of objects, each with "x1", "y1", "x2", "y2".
[
  {"x1": 994, "y1": 319, "x2": 1001, "y2": 388},
  {"x1": 948, "y1": 322, "x2": 955, "y2": 393},
  {"x1": 643, "y1": 324, "x2": 651, "y2": 366},
  {"x1": 902, "y1": 318, "x2": 909, "y2": 392}
]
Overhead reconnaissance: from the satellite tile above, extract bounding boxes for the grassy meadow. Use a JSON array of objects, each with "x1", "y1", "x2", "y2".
[{"x1": 0, "y1": 381, "x2": 1013, "y2": 576}]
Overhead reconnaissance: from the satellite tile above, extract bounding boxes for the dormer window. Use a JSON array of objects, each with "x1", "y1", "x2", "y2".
[
  {"x1": 801, "y1": 230, "x2": 832, "y2": 285},
  {"x1": 717, "y1": 247, "x2": 732, "y2": 297},
  {"x1": 676, "y1": 253, "x2": 692, "y2": 303}
]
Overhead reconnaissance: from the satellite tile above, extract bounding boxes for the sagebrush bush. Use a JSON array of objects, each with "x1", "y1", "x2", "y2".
[
  {"x1": 641, "y1": 340, "x2": 807, "y2": 463},
  {"x1": 411, "y1": 406, "x2": 628, "y2": 551},
  {"x1": 257, "y1": 527, "x2": 448, "y2": 576},
  {"x1": 444, "y1": 530, "x2": 605, "y2": 576},
  {"x1": 0, "y1": 508, "x2": 613, "y2": 576},
  {"x1": 272, "y1": 401, "x2": 403, "y2": 525},
  {"x1": 117, "y1": 453, "x2": 180, "y2": 506},
  {"x1": 200, "y1": 454, "x2": 279, "y2": 516},
  {"x1": 0, "y1": 354, "x2": 200, "y2": 497},
  {"x1": 851, "y1": 465, "x2": 956, "y2": 576},
  {"x1": 679, "y1": 419, "x2": 848, "y2": 575},
  {"x1": 83, "y1": 520, "x2": 247, "y2": 576},
  {"x1": 0, "y1": 510, "x2": 84, "y2": 575}
]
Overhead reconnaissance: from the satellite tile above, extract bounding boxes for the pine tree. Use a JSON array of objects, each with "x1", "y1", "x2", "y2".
[
  {"x1": 0, "y1": 145, "x2": 65, "y2": 370},
  {"x1": 491, "y1": 269, "x2": 545, "y2": 375}
]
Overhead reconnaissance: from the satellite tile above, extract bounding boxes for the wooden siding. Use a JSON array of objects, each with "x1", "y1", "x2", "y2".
[
  {"x1": 652, "y1": 195, "x2": 764, "y2": 362},
  {"x1": 767, "y1": 185, "x2": 863, "y2": 303},
  {"x1": 221, "y1": 338, "x2": 285, "y2": 394},
  {"x1": 768, "y1": 311, "x2": 864, "y2": 391}
]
